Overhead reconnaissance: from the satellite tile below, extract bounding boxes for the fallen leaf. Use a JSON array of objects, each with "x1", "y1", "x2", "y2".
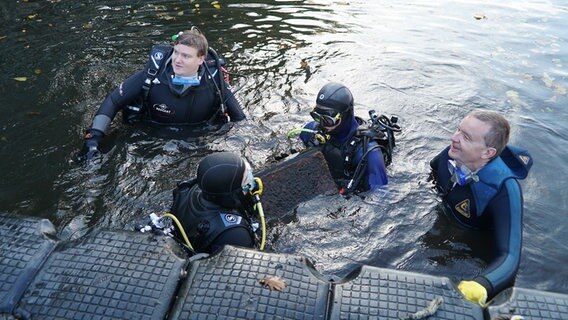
[
  {"x1": 259, "y1": 276, "x2": 287, "y2": 291},
  {"x1": 14, "y1": 77, "x2": 28, "y2": 82},
  {"x1": 473, "y1": 13, "x2": 486, "y2": 20},
  {"x1": 212, "y1": 1, "x2": 221, "y2": 9}
]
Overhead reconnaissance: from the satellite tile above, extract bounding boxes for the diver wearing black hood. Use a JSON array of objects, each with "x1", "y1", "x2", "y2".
[
  {"x1": 299, "y1": 82, "x2": 389, "y2": 192},
  {"x1": 170, "y1": 152, "x2": 260, "y2": 253}
]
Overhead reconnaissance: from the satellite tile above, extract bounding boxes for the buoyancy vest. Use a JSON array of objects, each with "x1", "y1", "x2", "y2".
[
  {"x1": 170, "y1": 180, "x2": 254, "y2": 253},
  {"x1": 470, "y1": 145, "x2": 532, "y2": 217},
  {"x1": 320, "y1": 117, "x2": 392, "y2": 191}
]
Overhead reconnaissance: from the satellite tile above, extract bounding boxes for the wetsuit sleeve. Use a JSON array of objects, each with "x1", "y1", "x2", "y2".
[
  {"x1": 88, "y1": 70, "x2": 146, "y2": 134},
  {"x1": 299, "y1": 121, "x2": 319, "y2": 146},
  {"x1": 473, "y1": 178, "x2": 523, "y2": 299},
  {"x1": 365, "y1": 142, "x2": 388, "y2": 189},
  {"x1": 223, "y1": 82, "x2": 246, "y2": 121}
]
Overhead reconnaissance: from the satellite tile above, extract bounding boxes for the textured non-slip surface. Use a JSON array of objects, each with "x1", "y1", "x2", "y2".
[
  {"x1": 488, "y1": 287, "x2": 568, "y2": 320},
  {"x1": 3, "y1": 213, "x2": 568, "y2": 320},
  {"x1": 170, "y1": 245, "x2": 330, "y2": 320},
  {"x1": 15, "y1": 229, "x2": 187, "y2": 320},
  {"x1": 330, "y1": 265, "x2": 484, "y2": 320},
  {"x1": 0, "y1": 213, "x2": 57, "y2": 314}
]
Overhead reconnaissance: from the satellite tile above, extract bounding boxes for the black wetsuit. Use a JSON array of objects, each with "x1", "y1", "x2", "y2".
[
  {"x1": 89, "y1": 51, "x2": 245, "y2": 134},
  {"x1": 430, "y1": 145, "x2": 531, "y2": 299},
  {"x1": 170, "y1": 180, "x2": 254, "y2": 253}
]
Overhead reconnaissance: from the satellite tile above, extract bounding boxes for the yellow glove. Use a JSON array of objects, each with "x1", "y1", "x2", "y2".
[{"x1": 458, "y1": 280, "x2": 487, "y2": 306}]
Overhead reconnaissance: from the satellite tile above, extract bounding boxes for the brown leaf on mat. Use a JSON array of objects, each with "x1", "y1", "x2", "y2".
[{"x1": 259, "y1": 276, "x2": 287, "y2": 291}]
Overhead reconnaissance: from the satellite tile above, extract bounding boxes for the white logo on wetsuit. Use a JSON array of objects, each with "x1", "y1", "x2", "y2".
[
  {"x1": 153, "y1": 52, "x2": 164, "y2": 61},
  {"x1": 153, "y1": 104, "x2": 174, "y2": 116},
  {"x1": 221, "y1": 213, "x2": 242, "y2": 227}
]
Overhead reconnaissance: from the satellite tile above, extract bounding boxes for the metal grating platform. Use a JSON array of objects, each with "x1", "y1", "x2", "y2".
[
  {"x1": 169, "y1": 245, "x2": 330, "y2": 320},
  {"x1": 330, "y1": 265, "x2": 484, "y2": 320},
  {"x1": 0, "y1": 213, "x2": 58, "y2": 314},
  {"x1": 14, "y1": 229, "x2": 188, "y2": 320},
  {"x1": 488, "y1": 287, "x2": 568, "y2": 320}
]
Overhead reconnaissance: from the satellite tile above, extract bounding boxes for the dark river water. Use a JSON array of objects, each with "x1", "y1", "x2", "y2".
[{"x1": 1, "y1": 1, "x2": 567, "y2": 296}]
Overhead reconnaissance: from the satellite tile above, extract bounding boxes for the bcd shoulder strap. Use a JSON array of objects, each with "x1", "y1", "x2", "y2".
[{"x1": 142, "y1": 44, "x2": 173, "y2": 101}]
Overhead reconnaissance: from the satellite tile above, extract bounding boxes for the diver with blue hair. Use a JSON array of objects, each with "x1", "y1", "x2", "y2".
[
  {"x1": 168, "y1": 152, "x2": 265, "y2": 254},
  {"x1": 77, "y1": 28, "x2": 245, "y2": 161},
  {"x1": 430, "y1": 110, "x2": 533, "y2": 306},
  {"x1": 296, "y1": 82, "x2": 400, "y2": 193}
]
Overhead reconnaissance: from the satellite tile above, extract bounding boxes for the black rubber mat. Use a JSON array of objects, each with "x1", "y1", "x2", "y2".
[
  {"x1": 15, "y1": 229, "x2": 188, "y2": 320},
  {"x1": 330, "y1": 265, "x2": 484, "y2": 320},
  {"x1": 488, "y1": 287, "x2": 568, "y2": 320},
  {"x1": 257, "y1": 149, "x2": 337, "y2": 221},
  {"x1": 169, "y1": 245, "x2": 330, "y2": 320},
  {"x1": 0, "y1": 213, "x2": 58, "y2": 314}
]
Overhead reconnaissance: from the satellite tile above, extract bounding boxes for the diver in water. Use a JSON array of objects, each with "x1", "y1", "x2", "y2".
[
  {"x1": 77, "y1": 28, "x2": 246, "y2": 161},
  {"x1": 430, "y1": 110, "x2": 532, "y2": 305},
  {"x1": 298, "y1": 82, "x2": 399, "y2": 193},
  {"x1": 168, "y1": 152, "x2": 265, "y2": 254}
]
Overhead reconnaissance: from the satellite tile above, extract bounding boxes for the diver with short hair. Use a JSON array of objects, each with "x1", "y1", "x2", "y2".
[
  {"x1": 297, "y1": 82, "x2": 398, "y2": 193},
  {"x1": 430, "y1": 110, "x2": 532, "y2": 305},
  {"x1": 77, "y1": 28, "x2": 246, "y2": 161}
]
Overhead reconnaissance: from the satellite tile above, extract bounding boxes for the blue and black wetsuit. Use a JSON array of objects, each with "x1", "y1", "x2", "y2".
[
  {"x1": 430, "y1": 145, "x2": 532, "y2": 298},
  {"x1": 300, "y1": 117, "x2": 388, "y2": 191},
  {"x1": 89, "y1": 51, "x2": 245, "y2": 134},
  {"x1": 170, "y1": 180, "x2": 254, "y2": 254}
]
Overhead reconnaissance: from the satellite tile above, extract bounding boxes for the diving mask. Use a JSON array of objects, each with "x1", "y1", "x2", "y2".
[{"x1": 310, "y1": 108, "x2": 341, "y2": 127}]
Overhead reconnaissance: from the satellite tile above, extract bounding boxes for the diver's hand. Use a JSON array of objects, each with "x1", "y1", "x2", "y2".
[
  {"x1": 76, "y1": 129, "x2": 104, "y2": 162},
  {"x1": 458, "y1": 280, "x2": 487, "y2": 306}
]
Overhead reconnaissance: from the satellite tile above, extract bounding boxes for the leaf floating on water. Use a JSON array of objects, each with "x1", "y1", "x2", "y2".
[
  {"x1": 82, "y1": 22, "x2": 93, "y2": 29},
  {"x1": 473, "y1": 13, "x2": 487, "y2": 20},
  {"x1": 259, "y1": 276, "x2": 287, "y2": 291},
  {"x1": 212, "y1": 1, "x2": 221, "y2": 9},
  {"x1": 34, "y1": 68, "x2": 42, "y2": 75},
  {"x1": 14, "y1": 77, "x2": 28, "y2": 82},
  {"x1": 300, "y1": 59, "x2": 310, "y2": 70},
  {"x1": 27, "y1": 14, "x2": 38, "y2": 20},
  {"x1": 554, "y1": 84, "x2": 566, "y2": 95},
  {"x1": 156, "y1": 13, "x2": 175, "y2": 21},
  {"x1": 0, "y1": 36, "x2": 6, "y2": 41},
  {"x1": 542, "y1": 72, "x2": 554, "y2": 88}
]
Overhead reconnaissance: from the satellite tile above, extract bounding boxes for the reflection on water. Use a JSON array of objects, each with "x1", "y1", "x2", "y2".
[{"x1": 0, "y1": 0, "x2": 567, "y2": 294}]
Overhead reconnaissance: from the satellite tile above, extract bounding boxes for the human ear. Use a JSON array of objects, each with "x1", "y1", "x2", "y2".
[{"x1": 482, "y1": 147, "x2": 497, "y2": 160}]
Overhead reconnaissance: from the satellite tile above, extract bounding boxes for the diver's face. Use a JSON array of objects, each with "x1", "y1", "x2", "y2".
[
  {"x1": 172, "y1": 44, "x2": 204, "y2": 76},
  {"x1": 448, "y1": 115, "x2": 495, "y2": 171}
]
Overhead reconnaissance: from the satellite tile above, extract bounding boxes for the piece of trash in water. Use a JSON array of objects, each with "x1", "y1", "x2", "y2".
[
  {"x1": 399, "y1": 296, "x2": 443, "y2": 320},
  {"x1": 259, "y1": 276, "x2": 287, "y2": 291}
]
